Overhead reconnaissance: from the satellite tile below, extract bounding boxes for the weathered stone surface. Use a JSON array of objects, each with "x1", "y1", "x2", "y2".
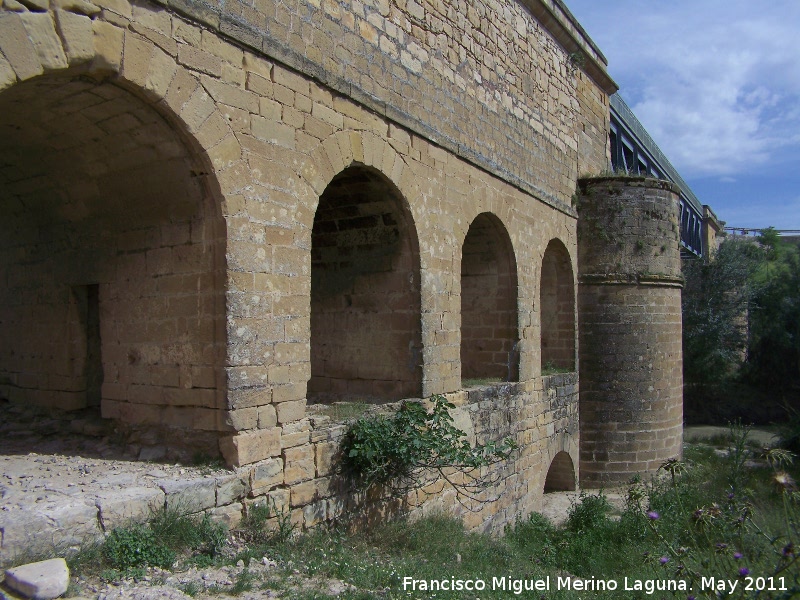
[
  {"x1": 250, "y1": 457, "x2": 283, "y2": 496},
  {"x1": 219, "y1": 428, "x2": 281, "y2": 467},
  {"x1": 4, "y1": 558, "x2": 69, "y2": 600},
  {"x1": 95, "y1": 487, "x2": 166, "y2": 531},
  {"x1": 215, "y1": 474, "x2": 248, "y2": 506},
  {"x1": 159, "y1": 477, "x2": 217, "y2": 513},
  {"x1": 54, "y1": 9, "x2": 93, "y2": 65},
  {"x1": 0, "y1": 12, "x2": 43, "y2": 80},
  {"x1": 19, "y1": 12, "x2": 68, "y2": 71}
]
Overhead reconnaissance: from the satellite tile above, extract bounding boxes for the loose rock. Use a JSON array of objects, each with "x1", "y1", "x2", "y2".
[{"x1": 4, "y1": 558, "x2": 69, "y2": 600}]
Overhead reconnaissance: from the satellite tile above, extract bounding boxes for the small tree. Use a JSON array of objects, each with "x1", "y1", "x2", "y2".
[
  {"x1": 682, "y1": 237, "x2": 761, "y2": 386},
  {"x1": 744, "y1": 229, "x2": 800, "y2": 389}
]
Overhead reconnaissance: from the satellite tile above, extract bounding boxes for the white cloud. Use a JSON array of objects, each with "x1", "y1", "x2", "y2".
[{"x1": 566, "y1": 0, "x2": 800, "y2": 179}]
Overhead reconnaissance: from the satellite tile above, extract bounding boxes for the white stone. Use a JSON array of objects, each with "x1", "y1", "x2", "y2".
[{"x1": 4, "y1": 558, "x2": 69, "y2": 600}]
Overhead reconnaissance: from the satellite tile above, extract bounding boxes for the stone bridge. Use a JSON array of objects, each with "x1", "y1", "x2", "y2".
[{"x1": 0, "y1": 0, "x2": 683, "y2": 550}]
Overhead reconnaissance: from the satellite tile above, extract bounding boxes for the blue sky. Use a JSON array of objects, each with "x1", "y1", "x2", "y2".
[{"x1": 564, "y1": 0, "x2": 800, "y2": 231}]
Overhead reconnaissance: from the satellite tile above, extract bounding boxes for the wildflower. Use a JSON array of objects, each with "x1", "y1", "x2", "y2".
[
  {"x1": 733, "y1": 552, "x2": 743, "y2": 559},
  {"x1": 782, "y1": 543, "x2": 794, "y2": 557},
  {"x1": 774, "y1": 471, "x2": 797, "y2": 492},
  {"x1": 738, "y1": 567, "x2": 750, "y2": 577},
  {"x1": 714, "y1": 543, "x2": 728, "y2": 553},
  {"x1": 660, "y1": 556, "x2": 669, "y2": 565},
  {"x1": 647, "y1": 510, "x2": 660, "y2": 520}
]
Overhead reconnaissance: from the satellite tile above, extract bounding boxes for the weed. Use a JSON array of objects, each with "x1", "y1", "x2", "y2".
[
  {"x1": 149, "y1": 507, "x2": 227, "y2": 557},
  {"x1": 233, "y1": 568, "x2": 258, "y2": 594},
  {"x1": 240, "y1": 496, "x2": 295, "y2": 545},
  {"x1": 565, "y1": 492, "x2": 610, "y2": 533},
  {"x1": 178, "y1": 581, "x2": 201, "y2": 597},
  {"x1": 103, "y1": 524, "x2": 175, "y2": 571},
  {"x1": 341, "y1": 394, "x2": 517, "y2": 506}
]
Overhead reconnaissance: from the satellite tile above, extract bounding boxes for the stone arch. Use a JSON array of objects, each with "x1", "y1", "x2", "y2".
[
  {"x1": 0, "y1": 13, "x2": 236, "y2": 454},
  {"x1": 543, "y1": 451, "x2": 576, "y2": 492},
  {"x1": 307, "y1": 161, "x2": 422, "y2": 403},
  {"x1": 540, "y1": 238, "x2": 576, "y2": 373},
  {"x1": 460, "y1": 212, "x2": 519, "y2": 383}
]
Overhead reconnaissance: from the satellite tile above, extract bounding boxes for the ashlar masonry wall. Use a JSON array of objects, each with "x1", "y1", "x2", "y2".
[{"x1": 0, "y1": 0, "x2": 615, "y2": 532}]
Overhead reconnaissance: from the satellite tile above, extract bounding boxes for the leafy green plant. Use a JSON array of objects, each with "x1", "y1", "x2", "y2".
[
  {"x1": 565, "y1": 492, "x2": 611, "y2": 533},
  {"x1": 103, "y1": 524, "x2": 175, "y2": 571},
  {"x1": 341, "y1": 395, "x2": 517, "y2": 506}
]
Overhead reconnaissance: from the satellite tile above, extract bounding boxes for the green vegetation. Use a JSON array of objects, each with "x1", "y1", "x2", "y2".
[
  {"x1": 340, "y1": 395, "x2": 517, "y2": 502},
  {"x1": 63, "y1": 429, "x2": 798, "y2": 598},
  {"x1": 69, "y1": 506, "x2": 226, "y2": 579},
  {"x1": 103, "y1": 524, "x2": 175, "y2": 571},
  {"x1": 683, "y1": 230, "x2": 800, "y2": 425},
  {"x1": 461, "y1": 377, "x2": 503, "y2": 387},
  {"x1": 542, "y1": 361, "x2": 573, "y2": 376}
]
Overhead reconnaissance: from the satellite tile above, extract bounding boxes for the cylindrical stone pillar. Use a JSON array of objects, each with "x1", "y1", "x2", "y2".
[{"x1": 577, "y1": 177, "x2": 683, "y2": 486}]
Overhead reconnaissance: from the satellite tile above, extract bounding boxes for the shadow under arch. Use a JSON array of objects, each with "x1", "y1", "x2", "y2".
[
  {"x1": 0, "y1": 67, "x2": 229, "y2": 454},
  {"x1": 460, "y1": 211, "x2": 519, "y2": 383},
  {"x1": 544, "y1": 450, "x2": 577, "y2": 492},
  {"x1": 308, "y1": 163, "x2": 423, "y2": 403},
  {"x1": 540, "y1": 238, "x2": 576, "y2": 373}
]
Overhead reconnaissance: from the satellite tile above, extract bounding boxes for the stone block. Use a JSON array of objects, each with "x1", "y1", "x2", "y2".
[
  {"x1": 4, "y1": 558, "x2": 69, "y2": 600},
  {"x1": 0, "y1": 54, "x2": 15, "y2": 93},
  {"x1": 208, "y1": 502, "x2": 243, "y2": 528},
  {"x1": 250, "y1": 456, "x2": 284, "y2": 495},
  {"x1": 226, "y1": 406, "x2": 259, "y2": 430},
  {"x1": 178, "y1": 44, "x2": 222, "y2": 77},
  {"x1": 216, "y1": 474, "x2": 249, "y2": 506},
  {"x1": 120, "y1": 29, "x2": 152, "y2": 86},
  {"x1": 0, "y1": 12, "x2": 43, "y2": 80},
  {"x1": 144, "y1": 48, "x2": 178, "y2": 98},
  {"x1": 290, "y1": 476, "x2": 331, "y2": 507},
  {"x1": 315, "y1": 441, "x2": 338, "y2": 476},
  {"x1": 92, "y1": 19, "x2": 124, "y2": 73},
  {"x1": 54, "y1": 9, "x2": 94, "y2": 65},
  {"x1": 283, "y1": 445, "x2": 315, "y2": 484},
  {"x1": 219, "y1": 427, "x2": 281, "y2": 467},
  {"x1": 95, "y1": 487, "x2": 166, "y2": 531},
  {"x1": 275, "y1": 398, "x2": 306, "y2": 423},
  {"x1": 159, "y1": 477, "x2": 217, "y2": 513}
]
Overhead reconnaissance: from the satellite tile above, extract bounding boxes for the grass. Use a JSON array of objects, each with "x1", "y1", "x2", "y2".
[
  {"x1": 61, "y1": 430, "x2": 799, "y2": 599},
  {"x1": 324, "y1": 401, "x2": 372, "y2": 421},
  {"x1": 461, "y1": 377, "x2": 503, "y2": 387}
]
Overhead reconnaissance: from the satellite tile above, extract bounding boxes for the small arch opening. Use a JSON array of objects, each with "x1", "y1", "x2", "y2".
[
  {"x1": 460, "y1": 213, "x2": 519, "y2": 385},
  {"x1": 540, "y1": 239, "x2": 576, "y2": 373},
  {"x1": 309, "y1": 165, "x2": 422, "y2": 403},
  {"x1": 544, "y1": 451, "x2": 576, "y2": 492}
]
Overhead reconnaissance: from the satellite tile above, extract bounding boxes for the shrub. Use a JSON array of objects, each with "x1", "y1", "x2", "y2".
[
  {"x1": 103, "y1": 524, "x2": 175, "y2": 570},
  {"x1": 566, "y1": 492, "x2": 611, "y2": 532},
  {"x1": 340, "y1": 395, "x2": 517, "y2": 504}
]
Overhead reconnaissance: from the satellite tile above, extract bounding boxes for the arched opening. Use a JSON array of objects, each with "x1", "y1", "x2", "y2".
[
  {"x1": 309, "y1": 165, "x2": 422, "y2": 403},
  {"x1": 540, "y1": 239, "x2": 576, "y2": 373},
  {"x1": 544, "y1": 451, "x2": 576, "y2": 492},
  {"x1": 0, "y1": 75, "x2": 224, "y2": 436},
  {"x1": 460, "y1": 212, "x2": 519, "y2": 384}
]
